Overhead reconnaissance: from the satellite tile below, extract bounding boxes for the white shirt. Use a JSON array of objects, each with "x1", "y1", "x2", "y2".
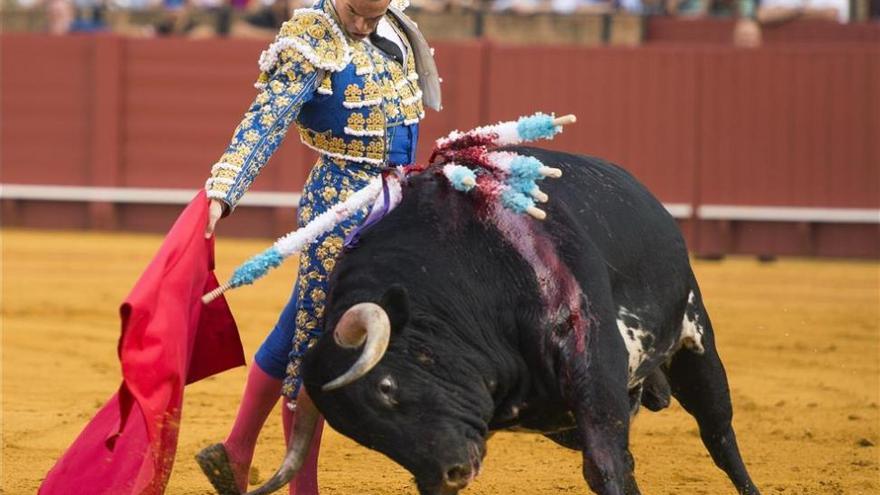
[{"x1": 370, "y1": 18, "x2": 408, "y2": 66}]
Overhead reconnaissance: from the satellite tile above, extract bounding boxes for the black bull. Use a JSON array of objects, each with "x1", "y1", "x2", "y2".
[{"x1": 247, "y1": 147, "x2": 761, "y2": 495}]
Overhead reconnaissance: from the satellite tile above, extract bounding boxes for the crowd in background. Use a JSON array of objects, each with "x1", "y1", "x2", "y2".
[{"x1": 6, "y1": 0, "x2": 872, "y2": 43}]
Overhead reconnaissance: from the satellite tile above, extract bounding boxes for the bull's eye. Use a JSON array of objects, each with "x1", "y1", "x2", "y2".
[
  {"x1": 377, "y1": 376, "x2": 398, "y2": 406},
  {"x1": 379, "y1": 376, "x2": 396, "y2": 394}
]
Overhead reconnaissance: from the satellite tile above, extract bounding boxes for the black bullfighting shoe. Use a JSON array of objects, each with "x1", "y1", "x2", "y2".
[{"x1": 195, "y1": 443, "x2": 240, "y2": 495}]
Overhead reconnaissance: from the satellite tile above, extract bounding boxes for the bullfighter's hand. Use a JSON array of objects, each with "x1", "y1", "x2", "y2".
[{"x1": 205, "y1": 199, "x2": 225, "y2": 238}]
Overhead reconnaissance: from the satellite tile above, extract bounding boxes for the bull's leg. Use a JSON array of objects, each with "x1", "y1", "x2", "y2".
[
  {"x1": 544, "y1": 427, "x2": 639, "y2": 494},
  {"x1": 553, "y1": 254, "x2": 642, "y2": 494},
  {"x1": 563, "y1": 308, "x2": 642, "y2": 495},
  {"x1": 571, "y1": 381, "x2": 642, "y2": 495},
  {"x1": 622, "y1": 450, "x2": 640, "y2": 495},
  {"x1": 667, "y1": 312, "x2": 761, "y2": 495}
]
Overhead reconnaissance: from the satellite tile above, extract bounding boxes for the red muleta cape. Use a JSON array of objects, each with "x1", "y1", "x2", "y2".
[{"x1": 40, "y1": 191, "x2": 245, "y2": 494}]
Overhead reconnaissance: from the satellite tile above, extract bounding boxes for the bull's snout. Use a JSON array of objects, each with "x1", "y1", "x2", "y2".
[
  {"x1": 443, "y1": 464, "x2": 473, "y2": 490},
  {"x1": 438, "y1": 439, "x2": 484, "y2": 491}
]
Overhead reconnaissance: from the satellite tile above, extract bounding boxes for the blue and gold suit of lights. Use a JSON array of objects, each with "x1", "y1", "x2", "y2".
[{"x1": 205, "y1": 0, "x2": 429, "y2": 399}]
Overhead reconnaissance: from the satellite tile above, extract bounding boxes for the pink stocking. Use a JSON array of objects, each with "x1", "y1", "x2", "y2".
[
  {"x1": 283, "y1": 395, "x2": 325, "y2": 495},
  {"x1": 223, "y1": 364, "x2": 283, "y2": 491}
]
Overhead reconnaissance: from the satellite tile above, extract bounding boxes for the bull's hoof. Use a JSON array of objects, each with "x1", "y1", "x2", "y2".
[{"x1": 195, "y1": 443, "x2": 241, "y2": 495}]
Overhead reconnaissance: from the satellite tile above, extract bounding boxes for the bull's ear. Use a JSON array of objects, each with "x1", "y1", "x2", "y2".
[{"x1": 380, "y1": 284, "x2": 410, "y2": 333}]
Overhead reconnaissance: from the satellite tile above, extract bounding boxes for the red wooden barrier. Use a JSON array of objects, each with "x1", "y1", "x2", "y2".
[
  {"x1": 1, "y1": 34, "x2": 877, "y2": 257},
  {"x1": 483, "y1": 46, "x2": 701, "y2": 199},
  {"x1": 484, "y1": 44, "x2": 701, "y2": 242},
  {"x1": 120, "y1": 37, "x2": 299, "y2": 236},
  {"x1": 1, "y1": 35, "x2": 94, "y2": 229},
  {"x1": 694, "y1": 45, "x2": 879, "y2": 257},
  {"x1": 1, "y1": 36, "x2": 92, "y2": 186},
  {"x1": 415, "y1": 41, "x2": 489, "y2": 164}
]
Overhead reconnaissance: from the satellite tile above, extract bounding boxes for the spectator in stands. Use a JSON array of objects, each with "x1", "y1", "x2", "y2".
[
  {"x1": 153, "y1": 0, "x2": 199, "y2": 35},
  {"x1": 190, "y1": 0, "x2": 225, "y2": 8},
  {"x1": 617, "y1": 0, "x2": 658, "y2": 13},
  {"x1": 45, "y1": 0, "x2": 109, "y2": 34},
  {"x1": 187, "y1": 0, "x2": 230, "y2": 35},
  {"x1": 733, "y1": 17, "x2": 761, "y2": 46},
  {"x1": 491, "y1": 0, "x2": 544, "y2": 13},
  {"x1": 229, "y1": 0, "x2": 293, "y2": 38},
  {"x1": 733, "y1": 0, "x2": 762, "y2": 47},
  {"x1": 148, "y1": 0, "x2": 218, "y2": 37},
  {"x1": 409, "y1": 0, "x2": 449, "y2": 12},
  {"x1": 110, "y1": 0, "x2": 159, "y2": 8},
  {"x1": 46, "y1": 0, "x2": 75, "y2": 34},
  {"x1": 493, "y1": 0, "x2": 662, "y2": 14},
  {"x1": 449, "y1": 0, "x2": 478, "y2": 8},
  {"x1": 551, "y1": 0, "x2": 614, "y2": 13},
  {"x1": 492, "y1": 0, "x2": 613, "y2": 13},
  {"x1": 666, "y1": 0, "x2": 710, "y2": 16},
  {"x1": 756, "y1": 0, "x2": 849, "y2": 23},
  {"x1": 103, "y1": 0, "x2": 161, "y2": 36},
  {"x1": 69, "y1": 0, "x2": 106, "y2": 30},
  {"x1": 731, "y1": 0, "x2": 848, "y2": 48}
]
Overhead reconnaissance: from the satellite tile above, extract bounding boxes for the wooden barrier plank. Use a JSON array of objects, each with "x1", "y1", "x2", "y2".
[
  {"x1": 89, "y1": 35, "x2": 124, "y2": 229},
  {"x1": 483, "y1": 44, "x2": 698, "y2": 205},
  {"x1": 121, "y1": 38, "x2": 269, "y2": 190},
  {"x1": 1, "y1": 35, "x2": 92, "y2": 186}
]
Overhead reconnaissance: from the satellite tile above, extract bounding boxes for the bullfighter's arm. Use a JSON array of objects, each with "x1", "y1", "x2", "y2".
[
  {"x1": 204, "y1": 50, "x2": 320, "y2": 212},
  {"x1": 204, "y1": 9, "x2": 350, "y2": 212}
]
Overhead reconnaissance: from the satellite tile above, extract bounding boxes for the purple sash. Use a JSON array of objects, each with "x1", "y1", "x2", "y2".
[{"x1": 343, "y1": 173, "x2": 392, "y2": 250}]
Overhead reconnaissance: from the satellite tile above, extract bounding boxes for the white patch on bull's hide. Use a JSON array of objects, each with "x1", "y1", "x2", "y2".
[
  {"x1": 617, "y1": 307, "x2": 651, "y2": 388},
  {"x1": 679, "y1": 291, "x2": 705, "y2": 354}
]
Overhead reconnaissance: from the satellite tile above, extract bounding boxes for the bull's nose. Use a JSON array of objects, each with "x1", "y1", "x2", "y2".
[{"x1": 443, "y1": 464, "x2": 472, "y2": 489}]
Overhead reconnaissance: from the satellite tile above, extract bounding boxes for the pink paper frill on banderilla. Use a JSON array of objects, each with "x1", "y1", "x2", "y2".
[{"x1": 39, "y1": 191, "x2": 245, "y2": 495}]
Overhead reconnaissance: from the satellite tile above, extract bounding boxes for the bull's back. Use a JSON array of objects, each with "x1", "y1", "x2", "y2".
[{"x1": 511, "y1": 147, "x2": 691, "y2": 291}]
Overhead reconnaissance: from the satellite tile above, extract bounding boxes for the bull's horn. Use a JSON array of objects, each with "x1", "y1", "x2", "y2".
[
  {"x1": 322, "y1": 302, "x2": 391, "y2": 391},
  {"x1": 244, "y1": 393, "x2": 320, "y2": 495}
]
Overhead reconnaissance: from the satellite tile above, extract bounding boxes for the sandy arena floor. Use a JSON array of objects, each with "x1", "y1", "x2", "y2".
[{"x1": 2, "y1": 229, "x2": 878, "y2": 494}]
